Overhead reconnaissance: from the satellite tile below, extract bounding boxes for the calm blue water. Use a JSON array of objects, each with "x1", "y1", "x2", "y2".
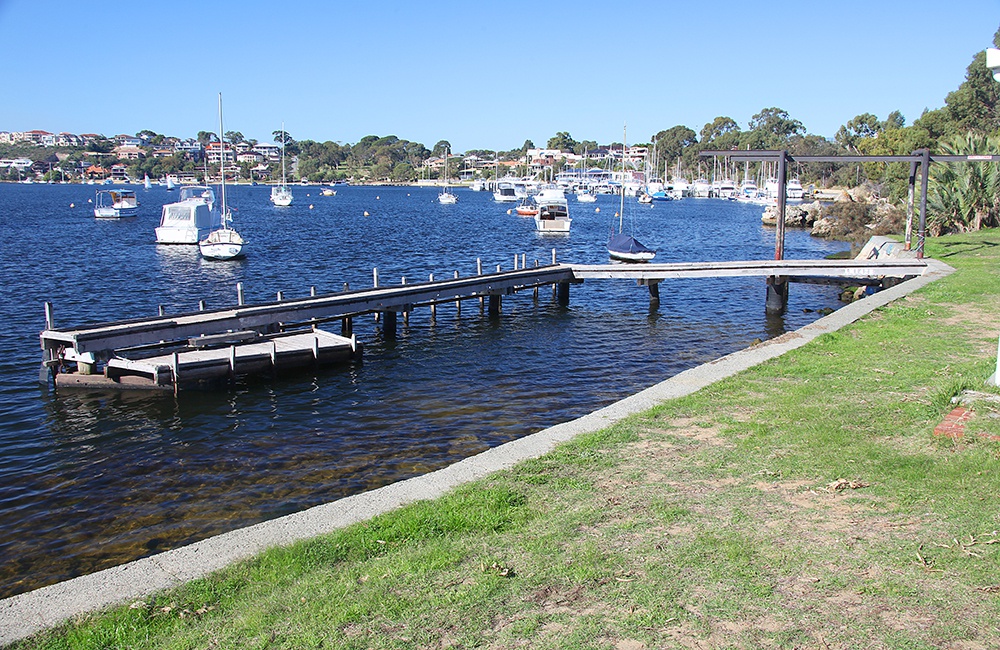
[{"x1": 0, "y1": 183, "x2": 847, "y2": 597}]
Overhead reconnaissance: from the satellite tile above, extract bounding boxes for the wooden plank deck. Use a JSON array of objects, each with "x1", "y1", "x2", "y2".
[{"x1": 40, "y1": 258, "x2": 931, "y2": 360}]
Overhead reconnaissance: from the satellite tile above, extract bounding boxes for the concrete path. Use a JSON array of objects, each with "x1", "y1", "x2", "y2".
[{"x1": 0, "y1": 259, "x2": 954, "y2": 646}]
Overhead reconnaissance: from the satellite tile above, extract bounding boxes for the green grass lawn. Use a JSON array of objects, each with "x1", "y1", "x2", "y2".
[{"x1": 15, "y1": 231, "x2": 1000, "y2": 650}]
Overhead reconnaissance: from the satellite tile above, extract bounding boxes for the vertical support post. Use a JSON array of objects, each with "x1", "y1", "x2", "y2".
[
  {"x1": 551, "y1": 248, "x2": 557, "y2": 265},
  {"x1": 917, "y1": 148, "x2": 930, "y2": 259},
  {"x1": 521, "y1": 253, "x2": 526, "y2": 269},
  {"x1": 557, "y1": 281, "x2": 570, "y2": 307},
  {"x1": 237, "y1": 282, "x2": 245, "y2": 306},
  {"x1": 454, "y1": 270, "x2": 461, "y2": 316},
  {"x1": 158, "y1": 305, "x2": 165, "y2": 316},
  {"x1": 372, "y1": 269, "x2": 380, "y2": 322},
  {"x1": 429, "y1": 273, "x2": 436, "y2": 320},
  {"x1": 171, "y1": 351, "x2": 179, "y2": 396},
  {"x1": 904, "y1": 158, "x2": 917, "y2": 250},
  {"x1": 476, "y1": 258, "x2": 482, "y2": 275},
  {"x1": 488, "y1": 294, "x2": 501, "y2": 318},
  {"x1": 513, "y1": 254, "x2": 518, "y2": 270},
  {"x1": 765, "y1": 276, "x2": 788, "y2": 315},
  {"x1": 276, "y1": 291, "x2": 283, "y2": 302},
  {"x1": 383, "y1": 309, "x2": 397, "y2": 339},
  {"x1": 775, "y1": 151, "x2": 787, "y2": 261},
  {"x1": 648, "y1": 281, "x2": 660, "y2": 305},
  {"x1": 343, "y1": 282, "x2": 350, "y2": 292},
  {"x1": 341, "y1": 316, "x2": 352, "y2": 337},
  {"x1": 199, "y1": 300, "x2": 206, "y2": 311},
  {"x1": 44, "y1": 302, "x2": 54, "y2": 330},
  {"x1": 270, "y1": 341, "x2": 277, "y2": 369},
  {"x1": 310, "y1": 286, "x2": 317, "y2": 297},
  {"x1": 229, "y1": 345, "x2": 237, "y2": 378},
  {"x1": 401, "y1": 277, "x2": 408, "y2": 325}
]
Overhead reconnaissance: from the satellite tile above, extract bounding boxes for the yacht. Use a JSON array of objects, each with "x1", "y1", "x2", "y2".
[
  {"x1": 533, "y1": 187, "x2": 571, "y2": 233},
  {"x1": 786, "y1": 178, "x2": 804, "y2": 201},
  {"x1": 93, "y1": 189, "x2": 138, "y2": 218},
  {"x1": 691, "y1": 178, "x2": 712, "y2": 198},
  {"x1": 493, "y1": 182, "x2": 517, "y2": 202},
  {"x1": 155, "y1": 186, "x2": 223, "y2": 244}
]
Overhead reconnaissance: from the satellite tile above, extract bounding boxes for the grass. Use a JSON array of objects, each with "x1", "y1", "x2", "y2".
[{"x1": 13, "y1": 230, "x2": 1000, "y2": 649}]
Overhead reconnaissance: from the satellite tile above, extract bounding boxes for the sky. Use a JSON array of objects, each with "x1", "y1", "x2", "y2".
[{"x1": 1, "y1": 0, "x2": 997, "y2": 153}]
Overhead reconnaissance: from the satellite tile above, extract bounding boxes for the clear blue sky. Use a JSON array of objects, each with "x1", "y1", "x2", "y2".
[{"x1": 1, "y1": 0, "x2": 996, "y2": 152}]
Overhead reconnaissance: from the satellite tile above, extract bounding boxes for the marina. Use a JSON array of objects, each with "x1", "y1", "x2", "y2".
[{"x1": 3, "y1": 182, "x2": 868, "y2": 598}]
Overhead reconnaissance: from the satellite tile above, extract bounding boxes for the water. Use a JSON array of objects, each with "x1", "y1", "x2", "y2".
[{"x1": 0, "y1": 183, "x2": 848, "y2": 598}]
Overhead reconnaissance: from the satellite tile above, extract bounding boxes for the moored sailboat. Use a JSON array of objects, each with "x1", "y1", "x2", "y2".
[
  {"x1": 270, "y1": 122, "x2": 293, "y2": 207},
  {"x1": 607, "y1": 125, "x2": 655, "y2": 262},
  {"x1": 199, "y1": 93, "x2": 246, "y2": 261}
]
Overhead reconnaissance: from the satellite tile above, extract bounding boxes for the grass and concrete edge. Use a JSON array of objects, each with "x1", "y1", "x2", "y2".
[{"x1": 0, "y1": 258, "x2": 955, "y2": 646}]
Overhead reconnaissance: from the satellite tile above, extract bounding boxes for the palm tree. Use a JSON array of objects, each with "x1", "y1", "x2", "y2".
[{"x1": 928, "y1": 133, "x2": 1000, "y2": 234}]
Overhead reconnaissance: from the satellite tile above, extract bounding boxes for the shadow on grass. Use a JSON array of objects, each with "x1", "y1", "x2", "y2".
[{"x1": 933, "y1": 239, "x2": 1000, "y2": 258}]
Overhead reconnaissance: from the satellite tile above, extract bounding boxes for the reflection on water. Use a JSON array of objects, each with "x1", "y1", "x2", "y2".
[{"x1": 0, "y1": 184, "x2": 849, "y2": 598}]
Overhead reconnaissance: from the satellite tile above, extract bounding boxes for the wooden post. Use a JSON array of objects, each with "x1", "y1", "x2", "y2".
[
  {"x1": 383, "y1": 309, "x2": 397, "y2": 340},
  {"x1": 401, "y1": 277, "x2": 409, "y2": 325},
  {"x1": 429, "y1": 273, "x2": 436, "y2": 320},
  {"x1": 557, "y1": 281, "x2": 570, "y2": 306},
  {"x1": 237, "y1": 282, "x2": 245, "y2": 306},
  {"x1": 488, "y1": 294, "x2": 501, "y2": 318},
  {"x1": 341, "y1": 316, "x2": 352, "y2": 337},
  {"x1": 158, "y1": 305, "x2": 165, "y2": 316},
  {"x1": 765, "y1": 276, "x2": 788, "y2": 315},
  {"x1": 199, "y1": 300, "x2": 206, "y2": 311},
  {"x1": 904, "y1": 159, "x2": 917, "y2": 250},
  {"x1": 917, "y1": 148, "x2": 930, "y2": 258},
  {"x1": 648, "y1": 281, "x2": 660, "y2": 305},
  {"x1": 552, "y1": 248, "x2": 557, "y2": 265},
  {"x1": 277, "y1": 291, "x2": 283, "y2": 302}
]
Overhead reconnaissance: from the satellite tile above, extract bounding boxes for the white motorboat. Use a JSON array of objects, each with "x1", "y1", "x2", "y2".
[
  {"x1": 577, "y1": 188, "x2": 597, "y2": 203},
  {"x1": 199, "y1": 93, "x2": 246, "y2": 261},
  {"x1": 155, "y1": 185, "x2": 222, "y2": 244},
  {"x1": 786, "y1": 178, "x2": 804, "y2": 200},
  {"x1": 271, "y1": 122, "x2": 293, "y2": 206},
  {"x1": 93, "y1": 189, "x2": 138, "y2": 218},
  {"x1": 493, "y1": 182, "x2": 517, "y2": 202},
  {"x1": 533, "y1": 187, "x2": 571, "y2": 233},
  {"x1": 691, "y1": 178, "x2": 712, "y2": 198}
]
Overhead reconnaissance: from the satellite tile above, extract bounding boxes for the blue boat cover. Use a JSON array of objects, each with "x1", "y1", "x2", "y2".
[{"x1": 607, "y1": 233, "x2": 655, "y2": 255}]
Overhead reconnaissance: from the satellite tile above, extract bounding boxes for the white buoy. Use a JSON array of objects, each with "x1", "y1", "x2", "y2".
[
  {"x1": 506, "y1": 209, "x2": 512, "y2": 215},
  {"x1": 309, "y1": 204, "x2": 314, "y2": 209},
  {"x1": 69, "y1": 203, "x2": 74, "y2": 208},
  {"x1": 376, "y1": 196, "x2": 380, "y2": 200},
  {"x1": 595, "y1": 207, "x2": 600, "y2": 213},
  {"x1": 364, "y1": 211, "x2": 370, "y2": 216}
]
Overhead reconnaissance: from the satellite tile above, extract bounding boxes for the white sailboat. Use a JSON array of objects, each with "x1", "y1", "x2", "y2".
[
  {"x1": 199, "y1": 93, "x2": 246, "y2": 261},
  {"x1": 438, "y1": 147, "x2": 457, "y2": 204},
  {"x1": 143, "y1": 174, "x2": 152, "y2": 190},
  {"x1": 608, "y1": 125, "x2": 655, "y2": 262},
  {"x1": 270, "y1": 122, "x2": 293, "y2": 206}
]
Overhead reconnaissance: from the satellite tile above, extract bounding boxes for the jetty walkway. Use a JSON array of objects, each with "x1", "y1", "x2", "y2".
[{"x1": 39, "y1": 251, "x2": 930, "y2": 391}]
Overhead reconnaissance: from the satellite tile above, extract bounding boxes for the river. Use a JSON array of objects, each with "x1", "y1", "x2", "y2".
[{"x1": 0, "y1": 182, "x2": 847, "y2": 598}]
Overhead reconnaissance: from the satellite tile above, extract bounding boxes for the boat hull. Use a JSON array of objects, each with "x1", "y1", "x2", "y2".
[{"x1": 199, "y1": 229, "x2": 246, "y2": 260}]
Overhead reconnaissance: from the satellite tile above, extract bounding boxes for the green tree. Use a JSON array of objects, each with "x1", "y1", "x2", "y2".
[
  {"x1": 546, "y1": 132, "x2": 577, "y2": 152},
  {"x1": 225, "y1": 131, "x2": 244, "y2": 144},
  {"x1": 944, "y1": 26, "x2": 1000, "y2": 135},
  {"x1": 432, "y1": 140, "x2": 451, "y2": 157},
  {"x1": 573, "y1": 140, "x2": 598, "y2": 155},
  {"x1": 197, "y1": 131, "x2": 217, "y2": 145},
  {"x1": 699, "y1": 116, "x2": 740, "y2": 145}
]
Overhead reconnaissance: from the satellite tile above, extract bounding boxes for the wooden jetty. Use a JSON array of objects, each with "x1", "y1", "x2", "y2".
[{"x1": 39, "y1": 250, "x2": 932, "y2": 392}]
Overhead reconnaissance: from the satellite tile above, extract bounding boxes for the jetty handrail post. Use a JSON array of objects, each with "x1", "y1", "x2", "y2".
[
  {"x1": 429, "y1": 273, "x2": 436, "y2": 320},
  {"x1": 237, "y1": 282, "x2": 245, "y2": 306},
  {"x1": 551, "y1": 248, "x2": 557, "y2": 265},
  {"x1": 198, "y1": 300, "x2": 206, "y2": 311},
  {"x1": 158, "y1": 305, "x2": 165, "y2": 317},
  {"x1": 372, "y1": 269, "x2": 379, "y2": 323},
  {"x1": 401, "y1": 277, "x2": 408, "y2": 325},
  {"x1": 904, "y1": 159, "x2": 918, "y2": 251}
]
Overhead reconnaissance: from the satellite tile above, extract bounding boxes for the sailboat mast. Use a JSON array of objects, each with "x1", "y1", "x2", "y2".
[
  {"x1": 218, "y1": 92, "x2": 227, "y2": 228},
  {"x1": 619, "y1": 124, "x2": 626, "y2": 234}
]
